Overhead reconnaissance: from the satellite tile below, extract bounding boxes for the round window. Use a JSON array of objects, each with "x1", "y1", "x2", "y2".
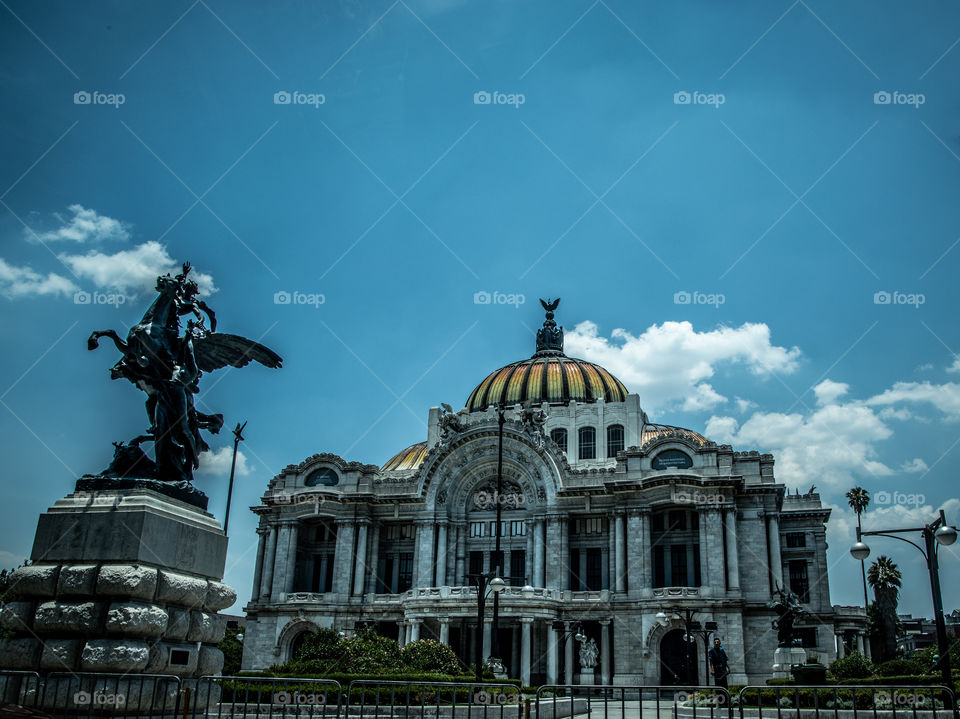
[{"x1": 305, "y1": 468, "x2": 339, "y2": 487}]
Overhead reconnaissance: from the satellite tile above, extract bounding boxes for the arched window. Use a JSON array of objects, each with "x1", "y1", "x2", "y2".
[
  {"x1": 606, "y1": 424, "x2": 624, "y2": 457},
  {"x1": 550, "y1": 428, "x2": 568, "y2": 453},
  {"x1": 650, "y1": 508, "x2": 701, "y2": 588},
  {"x1": 578, "y1": 426, "x2": 596, "y2": 460}
]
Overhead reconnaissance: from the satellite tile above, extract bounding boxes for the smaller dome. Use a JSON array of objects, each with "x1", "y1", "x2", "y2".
[
  {"x1": 382, "y1": 441, "x2": 427, "y2": 471},
  {"x1": 641, "y1": 423, "x2": 709, "y2": 447}
]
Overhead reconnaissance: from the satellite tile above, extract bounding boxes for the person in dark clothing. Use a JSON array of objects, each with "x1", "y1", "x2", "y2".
[{"x1": 708, "y1": 638, "x2": 730, "y2": 688}]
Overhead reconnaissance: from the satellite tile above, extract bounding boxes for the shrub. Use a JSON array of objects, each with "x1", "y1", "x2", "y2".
[
  {"x1": 876, "y1": 659, "x2": 922, "y2": 676},
  {"x1": 294, "y1": 628, "x2": 345, "y2": 665},
  {"x1": 219, "y1": 627, "x2": 244, "y2": 676},
  {"x1": 829, "y1": 651, "x2": 873, "y2": 680},
  {"x1": 341, "y1": 628, "x2": 405, "y2": 673},
  {"x1": 402, "y1": 639, "x2": 461, "y2": 675}
]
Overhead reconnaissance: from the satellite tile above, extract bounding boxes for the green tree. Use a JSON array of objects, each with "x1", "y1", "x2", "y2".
[
  {"x1": 846, "y1": 487, "x2": 870, "y2": 608},
  {"x1": 401, "y1": 639, "x2": 461, "y2": 674},
  {"x1": 219, "y1": 627, "x2": 244, "y2": 676},
  {"x1": 867, "y1": 556, "x2": 902, "y2": 662}
]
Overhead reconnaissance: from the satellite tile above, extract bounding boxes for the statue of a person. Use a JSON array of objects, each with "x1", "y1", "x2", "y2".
[{"x1": 579, "y1": 637, "x2": 599, "y2": 669}]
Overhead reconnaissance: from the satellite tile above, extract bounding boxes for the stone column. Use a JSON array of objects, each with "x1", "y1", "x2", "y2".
[
  {"x1": 260, "y1": 524, "x2": 277, "y2": 599},
  {"x1": 333, "y1": 519, "x2": 356, "y2": 595},
  {"x1": 856, "y1": 633, "x2": 865, "y2": 654},
  {"x1": 547, "y1": 622, "x2": 559, "y2": 685},
  {"x1": 439, "y1": 618, "x2": 450, "y2": 645},
  {"x1": 564, "y1": 622, "x2": 574, "y2": 685},
  {"x1": 318, "y1": 554, "x2": 330, "y2": 592},
  {"x1": 705, "y1": 510, "x2": 725, "y2": 592},
  {"x1": 483, "y1": 619, "x2": 492, "y2": 659},
  {"x1": 767, "y1": 514, "x2": 783, "y2": 592},
  {"x1": 283, "y1": 521, "x2": 299, "y2": 594},
  {"x1": 546, "y1": 517, "x2": 562, "y2": 589},
  {"x1": 398, "y1": 621, "x2": 407, "y2": 648},
  {"x1": 436, "y1": 523, "x2": 448, "y2": 586},
  {"x1": 533, "y1": 518, "x2": 545, "y2": 587},
  {"x1": 724, "y1": 508, "x2": 740, "y2": 592},
  {"x1": 271, "y1": 523, "x2": 291, "y2": 598},
  {"x1": 251, "y1": 528, "x2": 267, "y2": 601},
  {"x1": 559, "y1": 517, "x2": 569, "y2": 590},
  {"x1": 415, "y1": 521, "x2": 435, "y2": 588},
  {"x1": 697, "y1": 509, "x2": 709, "y2": 592},
  {"x1": 521, "y1": 619, "x2": 533, "y2": 686},
  {"x1": 409, "y1": 619, "x2": 421, "y2": 643},
  {"x1": 353, "y1": 521, "x2": 369, "y2": 596},
  {"x1": 600, "y1": 619, "x2": 611, "y2": 685},
  {"x1": 607, "y1": 519, "x2": 616, "y2": 591},
  {"x1": 626, "y1": 510, "x2": 649, "y2": 597},
  {"x1": 455, "y1": 526, "x2": 466, "y2": 585},
  {"x1": 615, "y1": 514, "x2": 627, "y2": 593},
  {"x1": 525, "y1": 522, "x2": 534, "y2": 583},
  {"x1": 366, "y1": 522, "x2": 381, "y2": 594}
]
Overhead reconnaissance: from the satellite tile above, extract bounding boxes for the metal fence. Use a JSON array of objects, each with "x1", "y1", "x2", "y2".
[{"x1": 0, "y1": 673, "x2": 955, "y2": 719}]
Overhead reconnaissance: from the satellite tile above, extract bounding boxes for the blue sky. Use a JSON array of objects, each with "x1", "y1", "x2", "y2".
[{"x1": 1, "y1": 0, "x2": 959, "y2": 617}]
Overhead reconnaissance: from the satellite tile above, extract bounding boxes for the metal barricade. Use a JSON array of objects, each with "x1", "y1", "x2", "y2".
[
  {"x1": 736, "y1": 684, "x2": 956, "y2": 719},
  {"x1": 189, "y1": 675, "x2": 342, "y2": 718},
  {"x1": 535, "y1": 684, "x2": 733, "y2": 719},
  {"x1": 346, "y1": 679, "x2": 525, "y2": 719}
]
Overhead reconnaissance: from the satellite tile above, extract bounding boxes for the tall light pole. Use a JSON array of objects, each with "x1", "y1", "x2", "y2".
[
  {"x1": 465, "y1": 571, "x2": 506, "y2": 681},
  {"x1": 490, "y1": 406, "x2": 506, "y2": 672},
  {"x1": 850, "y1": 509, "x2": 957, "y2": 695},
  {"x1": 223, "y1": 420, "x2": 246, "y2": 535}
]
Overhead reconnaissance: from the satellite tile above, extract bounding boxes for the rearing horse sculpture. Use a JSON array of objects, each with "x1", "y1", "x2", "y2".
[{"x1": 87, "y1": 264, "x2": 282, "y2": 483}]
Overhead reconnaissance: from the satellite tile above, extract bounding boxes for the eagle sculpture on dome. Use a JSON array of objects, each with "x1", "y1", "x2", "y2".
[
  {"x1": 536, "y1": 297, "x2": 564, "y2": 354},
  {"x1": 540, "y1": 297, "x2": 560, "y2": 314}
]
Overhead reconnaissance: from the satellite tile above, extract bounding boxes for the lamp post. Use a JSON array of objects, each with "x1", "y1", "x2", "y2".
[
  {"x1": 465, "y1": 571, "x2": 506, "y2": 681},
  {"x1": 849, "y1": 509, "x2": 957, "y2": 694},
  {"x1": 551, "y1": 620, "x2": 587, "y2": 684},
  {"x1": 223, "y1": 420, "x2": 246, "y2": 535},
  {"x1": 656, "y1": 608, "x2": 717, "y2": 685},
  {"x1": 490, "y1": 406, "x2": 506, "y2": 673}
]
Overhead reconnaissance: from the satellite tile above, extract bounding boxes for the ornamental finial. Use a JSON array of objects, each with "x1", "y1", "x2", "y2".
[{"x1": 535, "y1": 298, "x2": 564, "y2": 355}]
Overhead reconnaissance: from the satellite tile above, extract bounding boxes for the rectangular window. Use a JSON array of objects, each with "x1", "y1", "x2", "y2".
[
  {"x1": 312, "y1": 556, "x2": 324, "y2": 592},
  {"x1": 511, "y1": 520, "x2": 526, "y2": 537},
  {"x1": 468, "y1": 551, "x2": 483, "y2": 586},
  {"x1": 324, "y1": 553, "x2": 334, "y2": 593},
  {"x1": 510, "y1": 550, "x2": 525, "y2": 586},
  {"x1": 606, "y1": 424, "x2": 624, "y2": 457},
  {"x1": 378, "y1": 557, "x2": 392, "y2": 594},
  {"x1": 570, "y1": 549, "x2": 581, "y2": 590},
  {"x1": 789, "y1": 560, "x2": 810, "y2": 603},
  {"x1": 693, "y1": 545, "x2": 701, "y2": 587},
  {"x1": 578, "y1": 427, "x2": 596, "y2": 460},
  {"x1": 786, "y1": 532, "x2": 806, "y2": 548},
  {"x1": 586, "y1": 548, "x2": 603, "y2": 590},
  {"x1": 653, "y1": 546, "x2": 665, "y2": 588},
  {"x1": 670, "y1": 545, "x2": 687, "y2": 586},
  {"x1": 469, "y1": 522, "x2": 485, "y2": 538},
  {"x1": 490, "y1": 550, "x2": 505, "y2": 577},
  {"x1": 398, "y1": 552, "x2": 413, "y2": 593},
  {"x1": 550, "y1": 428, "x2": 568, "y2": 453}
]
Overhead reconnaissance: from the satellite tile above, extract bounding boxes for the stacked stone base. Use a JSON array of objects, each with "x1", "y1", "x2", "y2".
[{"x1": 0, "y1": 484, "x2": 236, "y2": 709}]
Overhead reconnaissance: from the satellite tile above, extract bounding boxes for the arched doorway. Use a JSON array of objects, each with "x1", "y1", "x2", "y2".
[{"x1": 659, "y1": 628, "x2": 698, "y2": 685}]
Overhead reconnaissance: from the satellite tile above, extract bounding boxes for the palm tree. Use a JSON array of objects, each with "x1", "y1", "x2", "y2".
[
  {"x1": 846, "y1": 487, "x2": 870, "y2": 608},
  {"x1": 867, "y1": 555, "x2": 902, "y2": 662}
]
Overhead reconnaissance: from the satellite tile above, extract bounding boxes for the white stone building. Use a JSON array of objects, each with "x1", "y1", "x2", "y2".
[{"x1": 241, "y1": 303, "x2": 866, "y2": 684}]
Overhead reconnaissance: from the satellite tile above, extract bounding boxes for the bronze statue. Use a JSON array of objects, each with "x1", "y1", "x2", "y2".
[
  {"x1": 88, "y1": 263, "x2": 282, "y2": 484},
  {"x1": 767, "y1": 585, "x2": 807, "y2": 647}
]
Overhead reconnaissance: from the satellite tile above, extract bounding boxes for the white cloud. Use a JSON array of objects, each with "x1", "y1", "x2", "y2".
[
  {"x1": 901, "y1": 458, "x2": 928, "y2": 473},
  {"x1": 734, "y1": 396, "x2": 756, "y2": 413},
  {"x1": 706, "y1": 401, "x2": 894, "y2": 490},
  {"x1": 196, "y1": 446, "x2": 249, "y2": 477},
  {"x1": 866, "y1": 381, "x2": 960, "y2": 420},
  {"x1": 59, "y1": 241, "x2": 217, "y2": 297},
  {"x1": 32, "y1": 204, "x2": 130, "y2": 243},
  {"x1": 878, "y1": 407, "x2": 914, "y2": 421},
  {"x1": 0, "y1": 550, "x2": 26, "y2": 569},
  {"x1": 566, "y1": 320, "x2": 801, "y2": 412},
  {"x1": 948, "y1": 358, "x2": 960, "y2": 374},
  {"x1": 0, "y1": 258, "x2": 77, "y2": 298},
  {"x1": 814, "y1": 379, "x2": 849, "y2": 406}
]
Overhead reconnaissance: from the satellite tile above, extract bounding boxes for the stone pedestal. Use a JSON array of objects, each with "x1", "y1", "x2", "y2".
[
  {"x1": 576, "y1": 671, "x2": 597, "y2": 685},
  {"x1": 0, "y1": 483, "x2": 236, "y2": 710},
  {"x1": 772, "y1": 646, "x2": 807, "y2": 679}
]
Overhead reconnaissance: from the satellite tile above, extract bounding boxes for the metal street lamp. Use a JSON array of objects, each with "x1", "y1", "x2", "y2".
[
  {"x1": 551, "y1": 620, "x2": 587, "y2": 684},
  {"x1": 658, "y1": 607, "x2": 717, "y2": 685},
  {"x1": 848, "y1": 509, "x2": 957, "y2": 695},
  {"x1": 490, "y1": 406, "x2": 507, "y2": 674},
  {"x1": 466, "y1": 570, "x2": 506, "y2": 681}
]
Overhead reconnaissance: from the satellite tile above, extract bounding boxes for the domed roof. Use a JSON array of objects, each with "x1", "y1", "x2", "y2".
[
  {"x1": 641, "y1": 423, "x2": 709, "y2": 447},
  {"x1": 465, "y1": 299, "x2": 629, "y2": 412},
  {"x1": 382, "y1": 441, "x2": 427, "y2": 471}
]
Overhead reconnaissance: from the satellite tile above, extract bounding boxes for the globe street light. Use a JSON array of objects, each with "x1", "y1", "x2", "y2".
[{"x1": 848, "y1": 509, "x2": 957, "y2": 697}]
